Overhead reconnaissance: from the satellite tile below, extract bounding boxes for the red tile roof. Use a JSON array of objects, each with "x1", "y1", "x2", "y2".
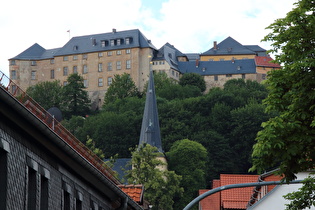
[
  {"x1": 118, "y1": 185, "x2": 144, "y2": 203},
  {"x1": 199, "y1": 174, "x2": 259, "y2": 210},
  {"x1": 221, "y1": 174, "x2": 259, "y2": 209},
  {"x1": 255, "y1": 56, "x2": 281, "y2": 68}
]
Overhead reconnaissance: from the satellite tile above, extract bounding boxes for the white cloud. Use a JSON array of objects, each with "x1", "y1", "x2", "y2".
[{"x1": 0, "y1": 0, "x2": 297, "y2": 77}]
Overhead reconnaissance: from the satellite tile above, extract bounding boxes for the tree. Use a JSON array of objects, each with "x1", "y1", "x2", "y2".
[
  {"x1": 250, "y1": 0, "x2": 315, "y2": 208},
  {"x1": 179, "y1": 72, "x2": 206, "y2": 93},
  {"x1": 26, "y1": 80, "x2": 62, "y2": 110},
  {"x1": 104, "y1": 73, "x2": 139, "y2": 105},
  {"x1": 61, "y1": 73, "x2": 91, "y2": 118},
  {"x1": 126, "y1": 144, "x2": 183, "y2": 210},
  {"x1": 167, "y1": 139, "x2": 208, "y2": 210}
]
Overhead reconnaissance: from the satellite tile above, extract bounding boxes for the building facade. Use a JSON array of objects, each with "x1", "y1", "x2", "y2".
[
  {"x1": 0, "y1": 71, "x2": 142, "y2": 210},
  {"x1": 9, "y1": 29, "x2": 280, "y2": 108}
]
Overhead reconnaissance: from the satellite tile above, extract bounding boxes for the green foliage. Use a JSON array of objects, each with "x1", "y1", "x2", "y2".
[
  {"x1": 26, "y1": 80, "x2": 62, "y2": 110},
  {"x1": 250, "y1": 0, "x2": 315, "y2": 181},
  {"x1": 167, "y1": 139, "x2": 207, "y2": 209},
  {"x1": 61, "y1": 73, "x2": 91, "y2": 119},
  {"x1": 104, "y1": 73, "x2": 140, "y2": 105},
  {"x1": 127, "y1": 144, "x2": 183, "y2": 210},
  {"x1": 179, "y1": 72, "x2": 206, "y2": 93},
  {"x1": 61, "y1": 115, "x2": 85, "y2": 137},
  {"x1": 86, "y1": 136, "x2": 105, "y2": 159},
  {"x1": 284, "y1": 176, "x2": 315, "y2": 210}
]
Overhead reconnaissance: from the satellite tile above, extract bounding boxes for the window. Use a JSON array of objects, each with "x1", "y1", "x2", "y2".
[
  {"x1": 39, "y1": 167, "x2": 50, "y2": 210},
  {"x1": 27, "y1": 158, "x2": 38, "y2": 210},
  {"x1": 75, "y1": 191, "x2": 83, "y2": 210},
  {"x1": 116, "y1": 61, "x2": 121, "y2": 70},
  {"x1": 98, "y1": 52, "x2": 103, "y2": 57},
  {"x1": 11, "y1": 70, "x2": 16, "y2": 80},
  {"x1": 126, "y1": 60, "x2": 131, "y2": 69},
  {"x1": 107, "y1": 62, "x2": 112, "y2": 71},
  {"x1": 63, "y1": 81, "x2": 68, "y2": 86},
  {"x1": 262, "y1": 74, "x2": 267, "y2": 80},
  {"x1": 242, "y1": 74, "x2": 246, "y2": 79},
  {"x1": 220, "y1": 58, "x2": 225, "y2": 61},
  {"x1": 63, "y1": 67, "x2": 68, "y2": 76},
  {"x1": 98, "y1": 78, "x2": 103, "y2": 87},
  {"x1": 208, "y1": 59, "x2": 214, "y2": 61},
  {"x1": 31, "y1": 71, "x2": 36, "y2": 80},
  {"x1": 10, "y1": 60, "x2": 16, "y2": 65},
  {"x1": 117, "y1": 39, "x2": 121, "y2": 46},
  {"x1": 83, "y1": 65, "x2": 88, "y2": 74},
  {"x1": 110, "y1": 40, "x2": 115, "y2": 46},
  {"x1": 98, "y1": 63, "x2": 103, "y2": 72},
  {"x1": 51, "y1": 70, "x2": 55, "y2": 79},
  {"x1": 50, "y1": 59, "x2": 55, "y2": 64},
  {"x1": 83, "y1": 54, "x2": 88, "y2": 60},
  {"x1": 117, "y1": 50, "x2": 121, "y2": 55},
  {"x1": 226, "y1": 74, "x2": 232, "y2": 77},
  {"x1": 63, "y1": 56, "x2": 68, "y2": 61},
  {"x1": 84, "y1": 79, "x2": 88, "y2": 87},
  {"x1": 0, "y1": 138, "x2": 9, "y2": 210},
  {"x1": 31, "y1": 61, "x2": 37, "y2": 66},
  {"x1": 107, "y1": 51, "x2": 112, "y2": 56},
  {"x1": 108, "y1": 77, "x2": 112, "y2": 86},
  {"x1": 214, "y1": 75, "x2": 218, "y2": 81},
  {"x1": 125, "y1": 38, "x2": 130, "y2": 45},
  {"x1": 101, "y1": 40, "x2": 106, "y2": 47},
  {"x1": 73, "y1": 66, "x2": 78, "y2": 74},
  {"x1": 62, "y1": 182, "x2": 71, "y2": 210},
  {"x1": 73, "y1": 55, "x2": 78, "y2": 60},
  {"x1": 126, "y1": 49, "x2": 131, "y2": 54}
]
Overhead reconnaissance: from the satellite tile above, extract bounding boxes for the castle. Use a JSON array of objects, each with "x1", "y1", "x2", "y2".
[{"x1": 9, "y1": 28, "x2": 280, "y2": 109}]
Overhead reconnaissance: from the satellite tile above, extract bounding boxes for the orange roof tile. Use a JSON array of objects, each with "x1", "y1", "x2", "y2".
[
  {"x1": 220, "y1": 174, "x2": 259, "y2": 209},
  {"x1": 118, "y1": 185, "x2": 144, "y2": 203},
  {"x1": 255, "y1": 56, "x2": 281, "y2": 68}
]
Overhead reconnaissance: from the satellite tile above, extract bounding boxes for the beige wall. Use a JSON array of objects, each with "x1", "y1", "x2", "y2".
[
  {"x1": 204, "y1": 73, "x2": 259, "y2": 92},
  {"x1": 10, "y1": 47, "x2": 153, "y2": 109},
  {"x1": 200, "y1": 54, "x2": 256, "y2": 61}
]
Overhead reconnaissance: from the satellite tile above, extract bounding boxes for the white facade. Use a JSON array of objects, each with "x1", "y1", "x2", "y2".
[{"x1": 247, "y1": 172, "x2": 315, "y2": 210}]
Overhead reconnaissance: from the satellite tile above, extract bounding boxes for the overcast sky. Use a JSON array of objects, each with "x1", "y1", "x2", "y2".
[{"x1": 0, "y1": 0, "x2": 297, "y2": 77}]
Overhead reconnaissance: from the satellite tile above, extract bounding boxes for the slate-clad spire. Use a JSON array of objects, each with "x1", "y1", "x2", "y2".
[{"x1": 138, "y1": 70, "x2": 163, "y2": 153}]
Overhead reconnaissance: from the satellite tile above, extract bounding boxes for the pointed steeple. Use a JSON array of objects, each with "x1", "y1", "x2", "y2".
[{"x1": 138, "y1": 70, "x2": 163, "y2": 153}]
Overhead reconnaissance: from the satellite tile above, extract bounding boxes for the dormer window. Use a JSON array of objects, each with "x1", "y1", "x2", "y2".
[
  {"x1": 125, "y1": 37, "x2": 133, "y2": 45},
  {"x1": 110, "y1": 40, "x2": 115, "y2": 46},
  {"x1": 101, "y1": 40, "x2": 106, "y2": 47}
]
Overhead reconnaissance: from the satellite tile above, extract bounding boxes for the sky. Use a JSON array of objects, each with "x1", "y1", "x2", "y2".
[{"x1": 0, "y1": 0, "x2": 297, "y2": 77}]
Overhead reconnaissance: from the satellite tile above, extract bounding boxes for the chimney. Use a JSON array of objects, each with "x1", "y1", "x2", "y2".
[
  {"x1": 196, "y1": 59, "x2": 199, "y2": 68},
  {"x1": 213, "y1": 41, "x2": 217, "y2": 50},
  {"x1": 112, "y1": 28, "x2": 116, "y2": 33}
]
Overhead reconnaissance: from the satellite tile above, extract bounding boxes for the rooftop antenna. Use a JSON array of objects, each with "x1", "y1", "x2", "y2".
[{"x1": 67, "y1": 30, "x2": 71, "y2": 40}]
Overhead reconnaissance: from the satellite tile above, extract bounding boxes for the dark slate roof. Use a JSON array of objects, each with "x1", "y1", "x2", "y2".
[
  {"x1": 54, "y1": 29, "x2": 156, "y2": 56},
  {"x1": 153, "y1": 42, "x2": 186, "y2": 70},
  {"x1": 109, "y1": 158, "x2": 132, "y2": 184},
  {"x1": 138, "y1": 70, "x2": 163, "y2": 153},
  {"x1": 178, "y1": 59, "x2": 256, "y2": 76},
  {"x1": 185, "y1": 53, "x2": 200, "y2": 61},
  {"x1": 202, "y1": 37, "x2": 257, "y2": 56},
  {"x1": 11, "y1": 43, "x2": 46, "y2": 60}
]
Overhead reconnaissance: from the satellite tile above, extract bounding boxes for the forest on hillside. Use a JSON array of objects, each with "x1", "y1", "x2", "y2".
[{"x1": 46, "y1": 73, "x2": 273, "y2": 184}]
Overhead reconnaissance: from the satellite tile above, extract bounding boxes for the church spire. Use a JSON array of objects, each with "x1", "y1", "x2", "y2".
[{"x1": 138, "y1": 69, "x2": 163, "y2": 153}]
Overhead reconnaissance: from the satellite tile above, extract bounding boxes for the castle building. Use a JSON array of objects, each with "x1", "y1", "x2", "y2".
[
  {"x1": 9, "y1": 29, "x2": 156, "y2": 110},
  {"x1": 8, "y1": 29, "x2": 280, "y2": 108}
]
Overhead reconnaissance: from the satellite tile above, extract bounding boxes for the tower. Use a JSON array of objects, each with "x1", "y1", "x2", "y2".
[{"x1": 138, "y1": 70, "x2": 163, "y2": 153}]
